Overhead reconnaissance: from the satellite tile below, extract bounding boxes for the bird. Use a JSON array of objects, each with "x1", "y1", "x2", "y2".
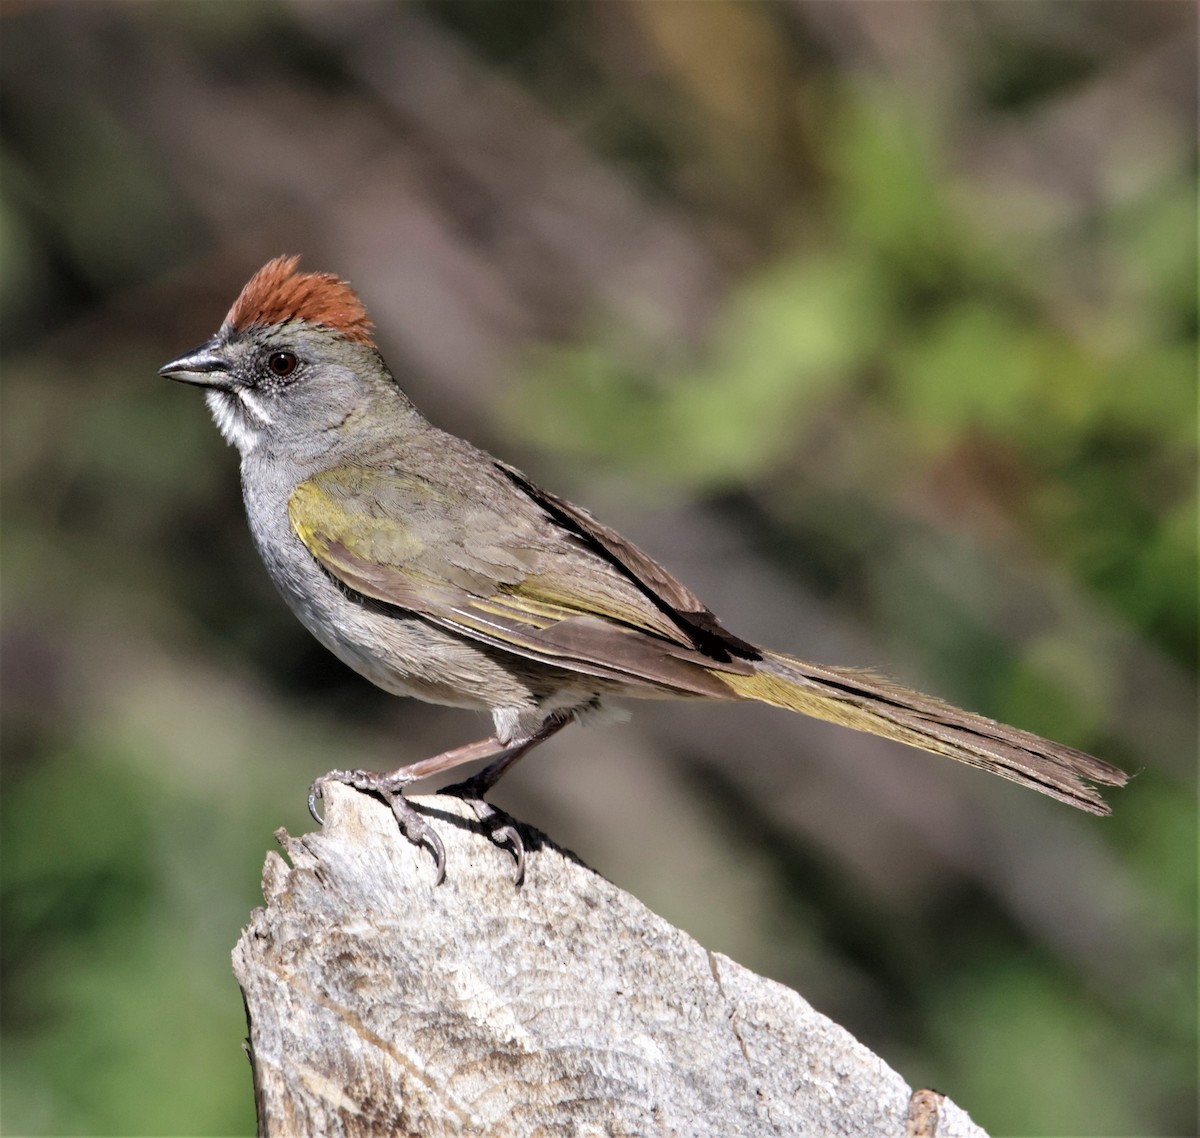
[{"x1": 160, "y1": 255, "x2": 1128, "y2": 883}]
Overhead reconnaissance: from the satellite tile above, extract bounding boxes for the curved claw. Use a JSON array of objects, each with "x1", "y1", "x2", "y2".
[
  {"x1": 439, "y1": 780, "x2": 526, "y2": 884},
  {"x1": 493, "y1": 822, "x2": 526, "y2": 885},
  {"x1": 427, "y1": 831, "x2": 447, "y2": 888},
  {"x1": 308, "y1": 768, "x2": 364, "y2": 825},
  {"x1": 388, "y1": 795, "x2": 447, "y2": 887},
  {"x1": 308, "y1": 781, "x2": 326, "y2": 825}
]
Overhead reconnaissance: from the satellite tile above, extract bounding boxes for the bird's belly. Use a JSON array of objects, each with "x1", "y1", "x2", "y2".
[{"x1": 295, "y1": 595, "x2": 495, "y2": 711}]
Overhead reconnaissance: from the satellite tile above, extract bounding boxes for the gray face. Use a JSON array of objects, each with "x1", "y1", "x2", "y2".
[{"x1": 159, "y1": 323, "x2": 376, "y2": 458}]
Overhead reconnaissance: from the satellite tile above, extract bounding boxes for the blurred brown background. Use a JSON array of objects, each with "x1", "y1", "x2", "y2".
[{"x1": 1, "y1": 2, "x2": 1196, "y2": 1135}]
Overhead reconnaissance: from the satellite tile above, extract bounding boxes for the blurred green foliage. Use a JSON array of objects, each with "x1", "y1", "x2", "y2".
[
  {"x1": 4, "y1": 754, "x2": 235, "y2": 1132},
  {"x1": 2, "y1": 738, "x2": 260, "y2": 1134},
  {"x1": 512, "y1": 91, "x2": 1197, "y2": 669},
  {"x1": 1, "y1": 2, "x2": 1195, "y2": 1136}
]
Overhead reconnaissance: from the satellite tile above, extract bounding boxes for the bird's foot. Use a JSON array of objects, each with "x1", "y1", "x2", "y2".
[
  {"x1": 305, "y1": 722, "x2": 567, "y2": 885},
  {"x1": 439, "y1": 775, "x2": 526, "y2": 885},
  {"x1": 309, "y1": 768, "x2": 447, "y2": 886}
]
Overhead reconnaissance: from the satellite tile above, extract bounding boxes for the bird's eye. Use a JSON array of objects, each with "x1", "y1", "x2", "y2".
[{"x1": 267, "y1": 351, "x2": 298, "y2": 378}]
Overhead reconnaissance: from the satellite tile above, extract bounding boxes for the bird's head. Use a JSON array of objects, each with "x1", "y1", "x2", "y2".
[{"x1": 160, "y1": 255, "x2": 399, "y2": 458}]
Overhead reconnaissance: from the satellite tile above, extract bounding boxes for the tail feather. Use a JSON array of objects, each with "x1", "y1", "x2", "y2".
[{"x1": 720, "y1": 650, "x2": 1128, "y2": 815}]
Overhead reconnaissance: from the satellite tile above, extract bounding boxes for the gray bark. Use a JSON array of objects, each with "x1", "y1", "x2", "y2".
[{"x1": 233, "y1": 784, "x2": 988, "y2": 1138}]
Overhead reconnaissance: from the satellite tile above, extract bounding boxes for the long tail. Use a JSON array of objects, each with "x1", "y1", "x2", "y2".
[{"x1": 720, "y1": 650, "x2": 1128, "y2": 815}]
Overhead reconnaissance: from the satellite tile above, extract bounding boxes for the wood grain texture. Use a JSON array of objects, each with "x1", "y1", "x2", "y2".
[{"x1": 233, "y1": 785, "x2": 989, "y2": 1137}]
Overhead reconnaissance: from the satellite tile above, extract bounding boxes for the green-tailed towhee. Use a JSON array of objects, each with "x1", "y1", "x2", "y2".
[{"x1": 161, "y1": 255, "x2": 1127, "y2": 882}]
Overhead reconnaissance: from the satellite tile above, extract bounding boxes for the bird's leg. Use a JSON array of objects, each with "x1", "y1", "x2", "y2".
[
  {"x1": 309, "y1": 733, "x2": 511, "y2": 885},
  {"x1": 439, "y1": 712, "x2": 575, "y2": 885}
]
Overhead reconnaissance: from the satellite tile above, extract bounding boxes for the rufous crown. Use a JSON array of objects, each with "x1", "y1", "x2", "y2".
[{"x1": 224, "y1": 255, "x2": 375, "y2": 345}]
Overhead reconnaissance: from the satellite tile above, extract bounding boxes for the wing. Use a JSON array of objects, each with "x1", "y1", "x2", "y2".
[
  {"x1": 287, "y1": 464, "x2": 753, "y2": 699},
  {"x1": 494, "y1": 462, "x2": 761, "y2": 662}
]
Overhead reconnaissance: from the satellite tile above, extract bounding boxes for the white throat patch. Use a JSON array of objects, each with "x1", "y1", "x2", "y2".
[{"x1": 206, "y1": 389, "x2": 263, "y2": 452}]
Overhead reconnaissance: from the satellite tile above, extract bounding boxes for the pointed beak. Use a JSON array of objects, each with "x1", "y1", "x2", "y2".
[{"x1": 159, "y1": 343, "x2": 235, "y2": 389}]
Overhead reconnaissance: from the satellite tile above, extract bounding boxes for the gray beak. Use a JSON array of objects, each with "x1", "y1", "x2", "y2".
[{"x1": 159, "y1": 344, "x2": 235, "y2": 389}]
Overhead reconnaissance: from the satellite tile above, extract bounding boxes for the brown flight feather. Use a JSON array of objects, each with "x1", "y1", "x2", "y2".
[{"x1": 224, "y1": 255, "x2": 375, "y2": 345}]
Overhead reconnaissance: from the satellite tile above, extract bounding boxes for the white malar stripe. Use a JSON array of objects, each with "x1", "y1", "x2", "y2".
[
  {"x1": 206, "y1": 389, "x2": 259, "y2": 452},
  {"x1": 236, "y1": 388, "x2": 275, "y2": 427}
]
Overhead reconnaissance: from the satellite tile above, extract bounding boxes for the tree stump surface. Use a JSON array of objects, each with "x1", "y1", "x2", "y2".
[{"x1": 233, "y1": 783, "x2": 988, "y2": 1137}]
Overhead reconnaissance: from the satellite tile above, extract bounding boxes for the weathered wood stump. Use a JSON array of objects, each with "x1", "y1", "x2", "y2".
[{"x1": 233, "y1": 783, "x2": 987, "y2": 1137}]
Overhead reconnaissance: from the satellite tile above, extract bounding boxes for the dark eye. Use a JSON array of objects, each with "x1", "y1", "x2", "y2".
[{"x1": 267, "y1": 351, "x2": 298, "y2": 378}]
